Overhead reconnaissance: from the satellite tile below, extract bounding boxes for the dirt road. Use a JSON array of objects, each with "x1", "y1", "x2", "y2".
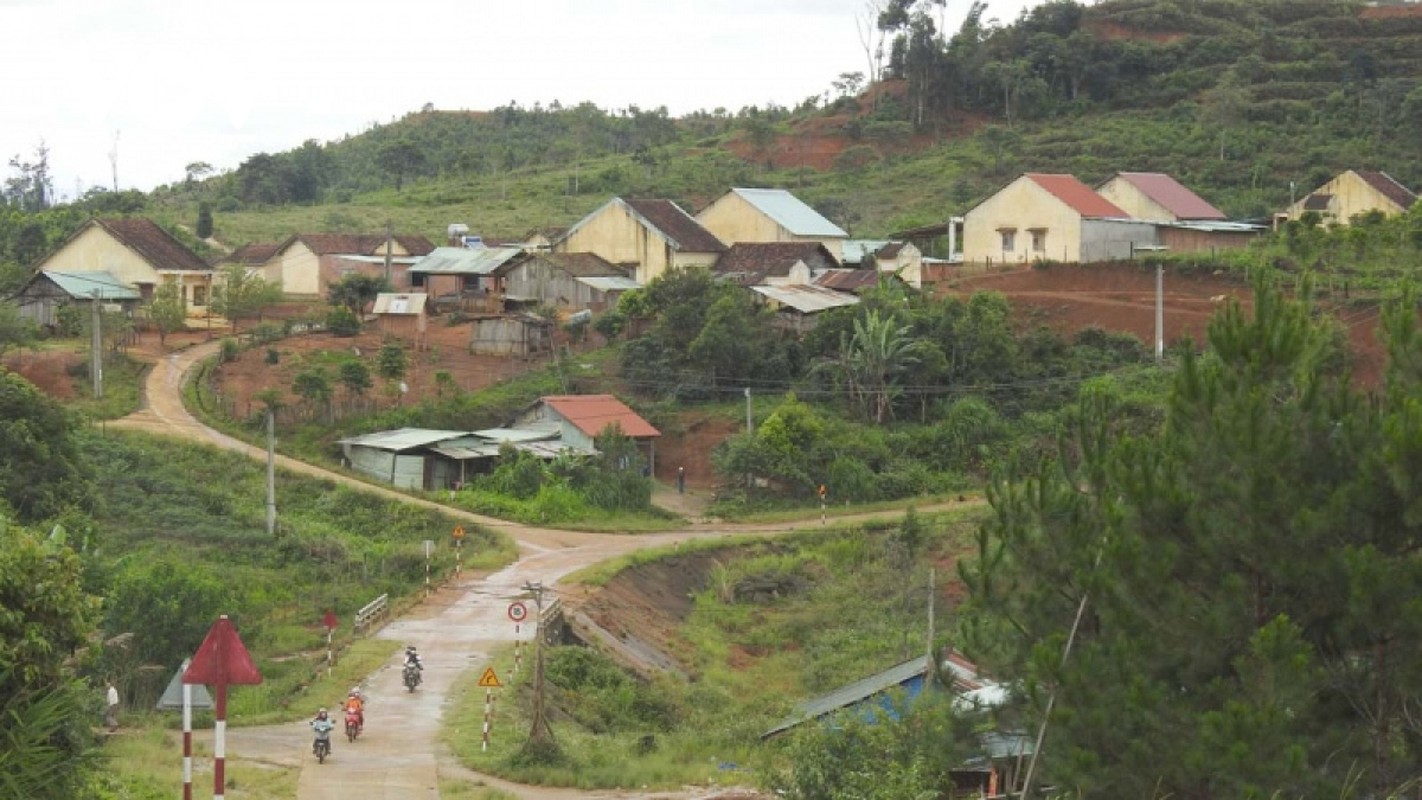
[{"x1": 115, "y1": 340, "x2": 969, "y2": 799}]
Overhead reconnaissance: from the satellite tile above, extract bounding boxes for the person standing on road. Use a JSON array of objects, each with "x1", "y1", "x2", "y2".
[
  {"x1": 105, "y1": 681, "x2": 120, "y2": 731},
  {"x1": 677, "y1": 466, "x2": 685, "y2": 494}
]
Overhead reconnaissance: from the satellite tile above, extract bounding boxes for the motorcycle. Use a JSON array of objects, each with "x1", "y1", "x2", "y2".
[
  {"x1": 403, "y1": 662, "x2": 421, "y2": 692},
  {"x1": 344, "y1": 710, "x2": 362, "y2": 742},
  {"x1": 311, "y1": 718, "x2": 335, "y2": 763}
]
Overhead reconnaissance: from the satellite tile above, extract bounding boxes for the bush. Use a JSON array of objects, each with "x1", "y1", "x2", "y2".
[
  {"x1": 219, "y1": 338, "x2": 239, "y2": 363},
  {"x1": 326, "y1": 307, "x2": 361, "y2": 337}
]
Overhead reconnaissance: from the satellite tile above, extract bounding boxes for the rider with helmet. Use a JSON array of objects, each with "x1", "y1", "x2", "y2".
[
  {"x1": 342, "y1": 688, "x2": 365, "y2": 732},
  {"x1": 402, "y1": 645, "x2": 424, "y2": 689},
  {"x1": 310, "y1": 707, "x2": 335, "y2": 755}
]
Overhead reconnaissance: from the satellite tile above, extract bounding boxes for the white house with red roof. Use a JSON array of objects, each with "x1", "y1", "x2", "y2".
[{"x1": 962, "y1": 173, "x2": 1157, "y2": 265}]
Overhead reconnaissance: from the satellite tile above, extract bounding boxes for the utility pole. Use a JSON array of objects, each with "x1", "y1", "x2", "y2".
[
  {"x1": 925, "y1": 567, "x2": 935, "y2": 684},
  {"x1": 521, "y1": 581, "x2": 555, "y2": 744},
  {"x1": 265, "y1": 408, "x2": 277, "y2": 536},
  {"x1": 90, "y1": 291, "x2": 103, "y2": 399},
  {"x1": 1154, "y1": 262, "x2": 1164, "y2": 363},
  {"x1": 384, "y1": 220, "x2": 393, "y2": 285},
  {"x1": 744, "y1": 387, "x2": 753, "y2": 435}
]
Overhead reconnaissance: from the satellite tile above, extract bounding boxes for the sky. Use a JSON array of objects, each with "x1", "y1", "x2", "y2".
[{"x1": 1, "y1": 0, "x2": 1042, "y2": 197}]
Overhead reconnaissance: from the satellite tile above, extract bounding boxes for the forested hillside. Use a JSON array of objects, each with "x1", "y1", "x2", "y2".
[{"x1": 5, "y1": 0, "x2": 1422, "y2": 268}]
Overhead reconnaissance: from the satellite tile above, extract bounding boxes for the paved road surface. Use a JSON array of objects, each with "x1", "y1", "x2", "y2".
[{"x1": 117, "y1": 339, "x2": 967, "y2": 799}]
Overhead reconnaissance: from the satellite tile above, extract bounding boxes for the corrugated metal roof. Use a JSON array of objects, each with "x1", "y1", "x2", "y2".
[
  {"x1": 728, "y1": 188, "x2": 848, "y2": 238},
  {"x1": 409, "y1": 246, "x2": 523, "y2": 275},
  {"x1": 371, "y1": 293, "x2": 428, "y2": 315},
  {"x1": 337, "y1": 428, "x2": 474, "y2": 452},
  {"x1": 576, "y1": 276, "x2": 642, "y2": 292},
  {"x1": 763, "y1": 656, "x2": 931, "y2": 738},
  {"x1": 40, "y1": 270, "x2": 141, "y2": 300},
  {"x1": 472, "y1": 427, "x2": 559, "y2": 442},
  {"x1": 840, "y1": 240, "x2": 891, "y2": 264},
  {"x1": 751, "y1": 283, "x2": 861, "y2": 314},
  {"x1": 540, "y1": 395, "x2": 661, "y2": 438},
  {"x1": 815, "y1": 269, "x2": 882, "y2": 292},
  {"x1": 1026, "y1": 173, "x2": 1129, "y2": 218},
  {"x1": 1160, "y1": 220, "x2": 1266, "y2": 233},
  {"x1": 1108, "y1": 172, "x2": 1227, "y2": 220}
]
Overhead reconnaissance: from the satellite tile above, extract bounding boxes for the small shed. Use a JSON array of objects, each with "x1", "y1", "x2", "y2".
[
  {"x1": 469, "y1": 313, "x2": 552, "y2": 356},
  {"x1": 749, "y1": 283, "x2": 860, "y2": 334},
  {"x1": 513, "y1": 394, "x2": 660, "y2": 473},
  {"x1": 337, "y1": 428, "x2": 478, "y2": 490},
  {"x1": 13, "y1": 270, "x2": 141, "y2": 328},
  {"x1": 371, "y1": 292, "x2": 429, "y2": 338},
  {"x1": 408, "y1": 246, "x2": 524, "y2": 309}
]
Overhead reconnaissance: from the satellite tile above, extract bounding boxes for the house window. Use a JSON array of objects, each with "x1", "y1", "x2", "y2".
[
  {"x1": 998, "y1": 228, "x2": 1017, "y2": 251},
  {"x1": 1030, "y1": 228, "x2": 1048, "y2": 253},
  {"x1": 191, "y1": 285, "x2": 207, "y2": 307}
]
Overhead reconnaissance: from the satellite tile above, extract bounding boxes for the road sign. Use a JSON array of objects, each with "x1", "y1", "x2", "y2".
[
  {"x1": 156, "y1": 659, "x2": 214, "y2": 711},
  {"x1": 452, "y1": 525, "x2": 465, "y2": 540},
  {"x1": 322, "y1": 610, "x2": 338, "y2": 630},
  {"x1": 818, "y1": 483, "x2": 827, "y2": 500},
  {"x1": 507, "y1": 601, "x2": 528, "y2": 623},
  {"x1": 477, "y1": 667, "x2": 502, "y2": 688},
  {"x1": 184, "y1": 616, "x2": 262, "y2": 686}
]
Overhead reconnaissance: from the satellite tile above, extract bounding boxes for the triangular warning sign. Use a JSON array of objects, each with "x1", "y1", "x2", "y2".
[
  {"x1": 477, "y1": 667, "x2": 502, "y2": 688},
  {"x1": 156, "y1": 659, "x2": 214, "y2": 710},
  {"x1": 184, "y1": 616, "x2": 263, "y2": 686}
]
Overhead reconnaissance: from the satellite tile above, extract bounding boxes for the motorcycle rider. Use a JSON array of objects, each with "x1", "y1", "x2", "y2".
[
  {"x1": 342, "y1": 688, "x2": 365, "y2": 733},
  {"x1": 403, "y1": 645, "x2": 424, "y2": 687},
  {"x1": 310, "y1": 707, "x2": 335, "y2": 755}
]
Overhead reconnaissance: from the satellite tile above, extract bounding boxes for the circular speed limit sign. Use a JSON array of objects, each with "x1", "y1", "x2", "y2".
[{"x1": 507, "y1": 601, "x2": 528, "y2": 623}]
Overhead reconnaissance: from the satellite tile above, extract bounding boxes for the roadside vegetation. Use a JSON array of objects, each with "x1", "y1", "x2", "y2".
[{"x1": 446, "y1": 507, "x2": 984, "y2": 791}]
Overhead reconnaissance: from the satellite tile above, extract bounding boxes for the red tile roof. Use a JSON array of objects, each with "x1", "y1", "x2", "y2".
[
  {"x1": 1026, "y1": 174, "x2": 1129, "y2": 218},
  {"x1": 815, "y1": 269, "x2": 883, "y2": 292},
  {"x1": 96, "y1": 218, "x2": 210, "y2": 271},
  {"x1": 622, "y1": 199, "x2": 726, "y2": 253},
  {"x1": 541, "y1": 394, "x2": 660, "y2": 439},
  {"x1": 714, "y1": 242, "x2": 838, "y2": 286},
  {"x1": 220, "y1": 242, "x2": 281, "y2": 266},
  {"x1": 876, "y1": 242, "x2": 905, "y2": 259},
  {"x1": 1356, "y1": 170, "x2": 1418, "y2": 211},
  {"x1": 279, "y1": 233, "x2": 436, "y2": 257},
  {"x1": 537, "y1": 252, "x2": 626, "y2": 278},
  {"x1": 1109, "y1": 172, "x2": 1226, "y2": 220}
]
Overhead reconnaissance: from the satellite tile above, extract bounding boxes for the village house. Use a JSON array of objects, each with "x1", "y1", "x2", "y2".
[
  {"x1": 216, "y1": 242, "x2": 282, "y2": 276},
  {"x1": 1276, "y1": 169, "x2": 1418, "y2": 227},
  {"x1": 841, "y1": 239, "x2": 924, "y2": 288},
  {"x1": 1095, "y1": 171, "x2": 1264, "y2": 254},
  {"x1": 407, "y1": 246, "x2": 524, "y2": 312},
  {"x1": 749, "y1": 283, "x2": 860, "y2": 334},
  {"x1": 712, "y1": 241, "x2": 839, "y2": 287},
  {"x1": 962, "y1": 173, "x2": 1156, "y2": 265},
  {"x1": 32, "y1": 217, "x2": 215, "y2": 314},
  {"x1": 497, "y1": 251, "x2": 640, "y2": 313},
  {"x1": 259, "y1": 232, "x2": 436, "y2": 298},
  {"x1": 554, "y1": 197, "x2": 725, "y2": 285},
  {"x1": 512, "y1": 394, "x2": 661, "y2": 472},
  {"x1": 696, "y1": 188, "x2": 849, "y2": 262},
  {"x1": 468, "y1": 313, "x2": 552, "y2": 356}
]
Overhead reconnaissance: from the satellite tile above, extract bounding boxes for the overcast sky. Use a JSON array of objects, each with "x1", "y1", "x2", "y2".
[{"x1": 2, "y1": 0, "x2": 1043, "y2": 197}]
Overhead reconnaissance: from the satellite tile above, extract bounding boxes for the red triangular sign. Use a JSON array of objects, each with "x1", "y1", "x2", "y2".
[{"x1": 183, "y1": 615, "x2": 263, "y2": 686}]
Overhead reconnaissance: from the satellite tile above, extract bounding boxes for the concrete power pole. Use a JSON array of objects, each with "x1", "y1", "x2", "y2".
[
  {"x1": 1155, "y1": 262, "x2": 1164, "y2": 363},
  {"x1": 384, "y1": 220, "x2": 394, "y2": 285},
  {"x1": 90, "y1": 291, "x2": 103, "y2": 399},
  {"x1": 265, "y1": 409, "x2": 277, "y2": 536}
]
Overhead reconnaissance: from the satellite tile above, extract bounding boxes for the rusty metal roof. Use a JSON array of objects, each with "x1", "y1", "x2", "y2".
[
  {"x1": 1025, "y1": 174, "x2": 1129, "y2": 218},
  {"x1": 1106, "y1": 172, "x2": 1226, "y2": 220},
  {"x1": 539, "y1": 394, "x2": 661, "y2": 439}
]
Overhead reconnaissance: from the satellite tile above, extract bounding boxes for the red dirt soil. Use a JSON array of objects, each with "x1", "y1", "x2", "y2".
[
  {"x1": 941, "y1": 263, "x2": 1388, "y2": 386},
  {"x1": 2, "y1": 349, "x2": 82, "y2": 399}
]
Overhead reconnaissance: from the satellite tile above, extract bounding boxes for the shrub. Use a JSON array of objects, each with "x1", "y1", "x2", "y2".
[
  {"x1": 326, "y1": 307, "x2": 361, "y2": 337},
  {"x1": 219, "y1": 338, "x2": 239, "y2": 363}
]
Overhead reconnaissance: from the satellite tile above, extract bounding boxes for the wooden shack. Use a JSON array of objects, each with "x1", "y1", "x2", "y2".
[
  {"x1": 469, "y1": 313, "x2": 552, "y2": 356},
  {"x1": 371, "y1": 292, "x2": 429, "y2": 338}
]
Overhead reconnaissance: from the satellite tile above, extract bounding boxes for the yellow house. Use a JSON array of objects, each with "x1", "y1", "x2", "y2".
[
  {"x1": 842, "y1": 240, "x2": 924, "y2": 288},
  {"x1": 695, "y1": 188, "x2": 848, "y2": 262},
  {"x1": 1095, "y1": 172, "x2": 1227, "y2": 223},
  {"x1": 962, "y1": 173, "x2": 1156, "y2": 265},
  {"x1": 35, "y1": 218, "x2": 214, "y2": 314},
  {"x1": 1278, "y1": 170, "x2": 1418, "y2": 227},
  {"x1": 261, "y1": 232, "x2": 436, "y2": 297},
  {"x1": 554, "y1": 197, "x2": 725, "y2": 285}
]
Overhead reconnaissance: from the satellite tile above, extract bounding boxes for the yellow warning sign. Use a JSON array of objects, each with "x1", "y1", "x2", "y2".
[
  {"x1": 452, "y1": 525, "x2": 466, "y2": 540},
  {"x1": 477, "y1": 667, "x2": 502, "y2": 688}
]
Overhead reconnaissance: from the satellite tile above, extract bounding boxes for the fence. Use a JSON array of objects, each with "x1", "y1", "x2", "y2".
[{"x1": 354, "y1": 593, "x2": 389, "y2": 633}]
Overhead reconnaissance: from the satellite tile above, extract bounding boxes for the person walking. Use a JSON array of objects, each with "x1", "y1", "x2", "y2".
[
  {"x1": 677, "y1": 466, "x2": 685, "y2": 494},
  {"x1": 105, "y1": 681, "x2": 120, "y2": 731}
]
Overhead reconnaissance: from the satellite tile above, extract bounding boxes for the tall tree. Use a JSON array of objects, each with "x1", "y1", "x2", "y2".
[
  {"x1": 147, "y1": 282, "x2": 188, "y2": 346},
  {"x1": 327, "y1": 272, "x2": 390, "y2": 317},
  {"x1": 195, "y1": 201, "x2": 213, "y2": 239},
  {"x1": 376, "y1": 138, "x2": 427, "y2": 191},
  {"x1": 0, "y1": 370, "x2": 93, "y2": 521},
  {"x1": 210, "y1": 264, "x2": 281, "y2": 332},
  {"x1": 962, "y1": 277, "x2": 1422, "y2": 796}
]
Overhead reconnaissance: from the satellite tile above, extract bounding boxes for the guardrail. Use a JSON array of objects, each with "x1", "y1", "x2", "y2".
[{"x1": 354, "y1": 593, "x2": 389, "y2": 633}]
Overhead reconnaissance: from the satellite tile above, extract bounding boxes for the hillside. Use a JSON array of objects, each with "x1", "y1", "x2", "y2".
[{"x1": 107, "y1": 0, "x2": 1421, "y2": 253}]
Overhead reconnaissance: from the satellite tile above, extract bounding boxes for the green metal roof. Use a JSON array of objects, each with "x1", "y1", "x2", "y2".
[{"x1": 41, "y1": 270, "x2": 141, "y2": 300}]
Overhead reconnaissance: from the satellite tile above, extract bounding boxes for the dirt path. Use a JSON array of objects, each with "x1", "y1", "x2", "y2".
[{"x1": 113, "y1": 341, "x2": 973, "y2": 799}]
